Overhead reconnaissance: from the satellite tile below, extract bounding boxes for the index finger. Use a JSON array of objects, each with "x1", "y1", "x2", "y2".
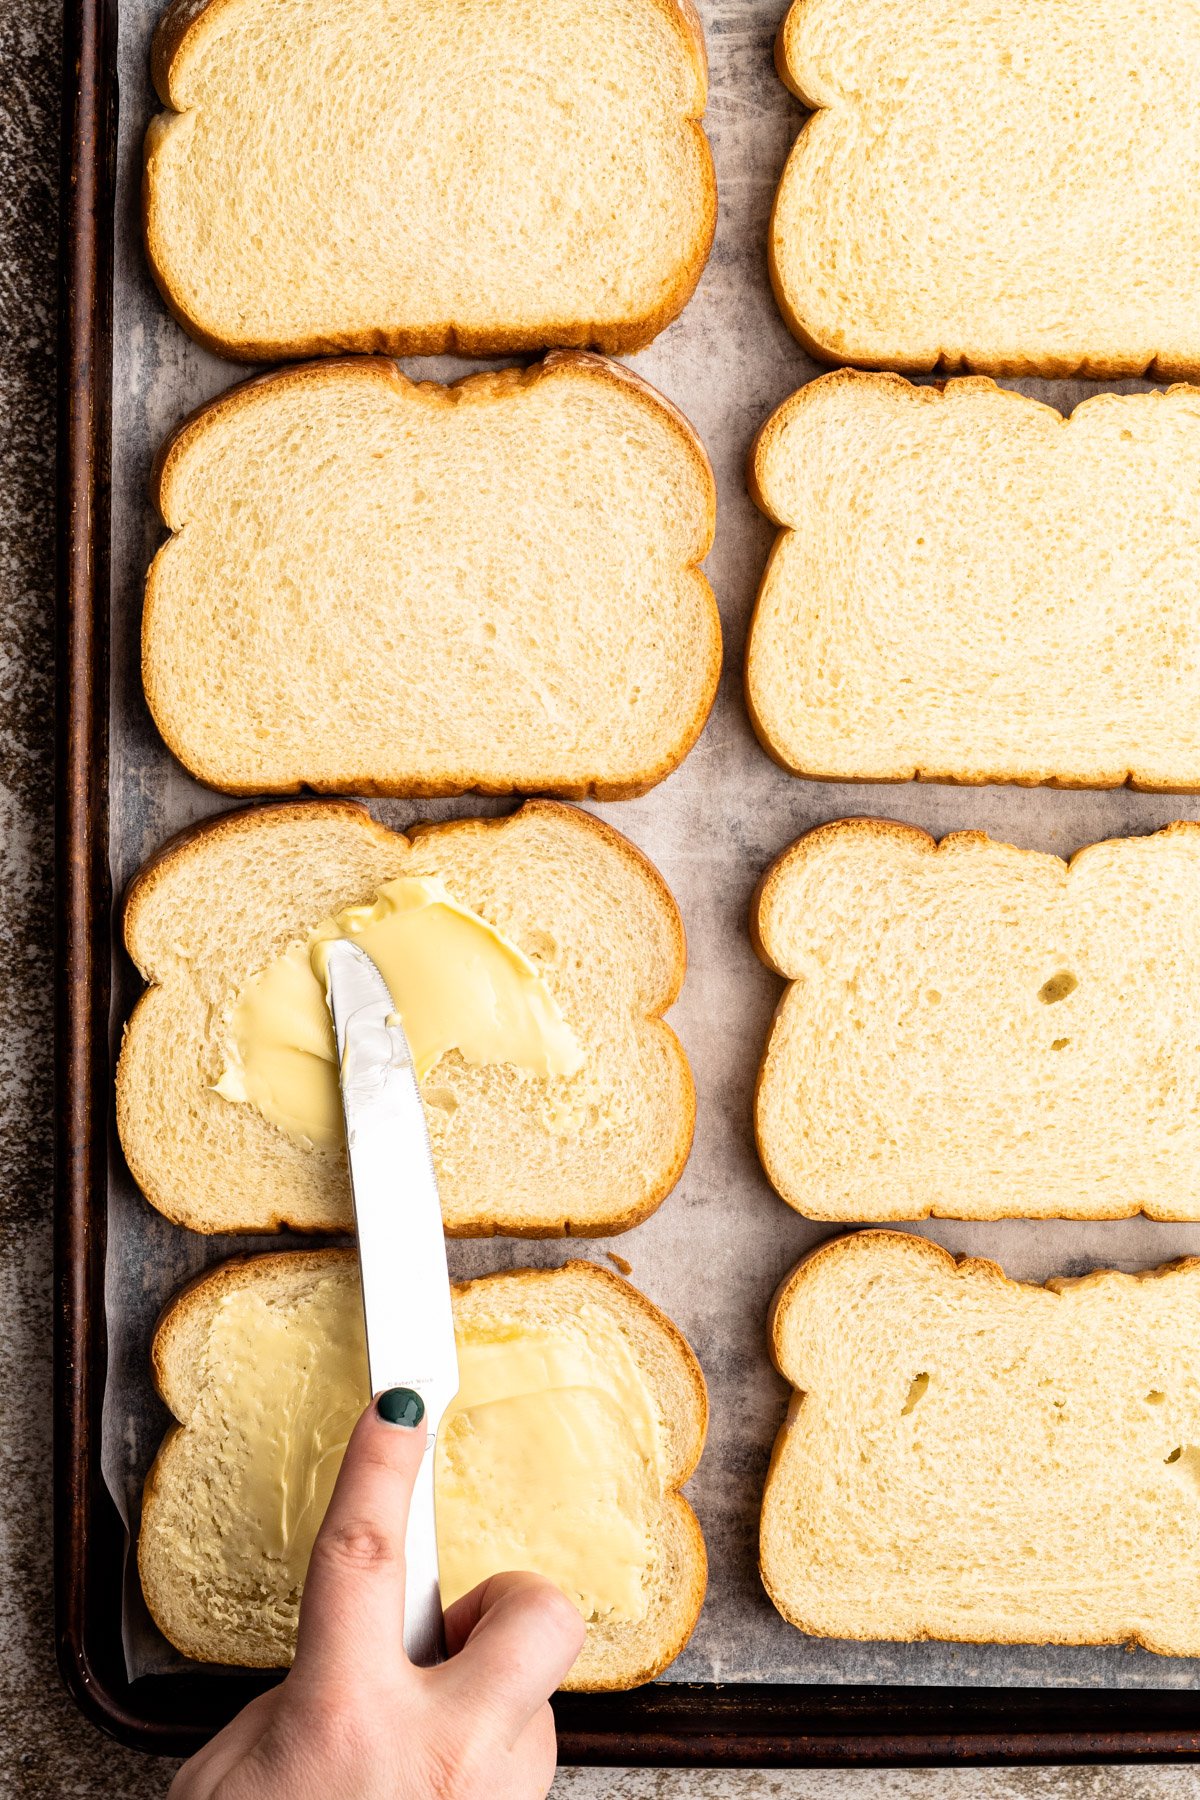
[{"x1": 290, "y1": 1395, "x2": 427, "y2": 1692}]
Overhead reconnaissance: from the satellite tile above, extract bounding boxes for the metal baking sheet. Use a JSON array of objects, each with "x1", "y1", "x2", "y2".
[{"x1": 101, "y1": 0, "x2": 1200, "y2": 1695}]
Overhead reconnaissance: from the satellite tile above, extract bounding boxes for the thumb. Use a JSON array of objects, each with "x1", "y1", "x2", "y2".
[
  {"x1": 290, "y1": 1388, "x2": 427, "y2": 1690},
  {"x1": 439, "y1": 1573, "x2": 586, "y2": 1741}
]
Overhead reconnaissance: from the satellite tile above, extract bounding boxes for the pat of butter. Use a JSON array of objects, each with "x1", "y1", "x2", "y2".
[
  {"x1": 195, "y1": 1281, "x2": 661, "y2": 1627},
  {"x1": 213, "y1": 875, "x2": 585, "y2": 1150}
]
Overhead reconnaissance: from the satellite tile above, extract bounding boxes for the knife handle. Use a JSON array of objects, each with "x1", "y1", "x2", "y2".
[{"x1": 403, "y1": 1427, "x2": 447, "y2": 1666}]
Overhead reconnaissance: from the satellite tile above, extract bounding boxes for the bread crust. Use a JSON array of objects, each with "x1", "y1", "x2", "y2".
[
  {"x1": 750, "y1": 815, "x2": 1200, "y2": 1223},
  {"x1": 762, "y1": 1231, "x2": 1200, "y2": 1651},
  {"x1": 745, "y1": 370, "x2": 1200, "y2": 791},
  {"x1": 141, "y1": 1252, "x2": 707, "y2": 1684},
  {"x1": 118, "y1": 798, "x2": 695, "y2": 1237},
  {"x1": 143, "y1": 352, "x2": 721, "y2": 801},
  {"x1": 144, "y1": 0, "x2": 716, "y2": 363}
]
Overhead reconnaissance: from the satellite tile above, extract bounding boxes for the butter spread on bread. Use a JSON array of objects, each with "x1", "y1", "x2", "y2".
[
  {"x1": 174, "y1": 1276, "x2": 367, "y2": 1596},
  {"x1": 215, "y1": 875, "x2": 584, "y2": 1151},
  {"x1": 438, "y1": 1311, "x2": 664, "y2": 1621},
  {"x1": 117, "y1": 801, "x2": 693, "y2": 1237},
  {"x1": 139, "y1": 1254, "x2": 708, "y2": 1686}
]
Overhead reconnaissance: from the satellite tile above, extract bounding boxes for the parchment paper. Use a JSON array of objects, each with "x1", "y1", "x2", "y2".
[{"x1": 104, "y1": 0, "x2": 1200, "y2": 1688}]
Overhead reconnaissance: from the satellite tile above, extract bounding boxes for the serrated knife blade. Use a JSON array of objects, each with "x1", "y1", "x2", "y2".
[{"x1": 322, "y1": 936, "x2": 460, "y2": 1667}]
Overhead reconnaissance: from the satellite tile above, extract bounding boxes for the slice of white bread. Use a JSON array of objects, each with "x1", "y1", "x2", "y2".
[
  {"x1": 139, "y1": 1251, "x2": 708, "y2": 1685},
  {"x1": 143, "y1": 0, "x2": 716, "y2": 363},
  {"x1": 762, "y1": 1230, "x2": 1200, "y2": 1653},
  {"x1": 747, "y1": 372, "x2": 1200, "y2": 791},
  {"x1": 116, "y1": 800, "x2": 693, "y2": 1235},
  {"x1": 753, "y1": 816, "x2": 1200, "y2": 1222},
  {"x1": 770, "y1": 0, "x2": 1200, "y2": 378},
  {"x1": 143, "y1": 353, "x2": 720, "y2": 800}
]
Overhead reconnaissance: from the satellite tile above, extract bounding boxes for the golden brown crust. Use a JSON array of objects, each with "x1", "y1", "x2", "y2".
[
  {"x1": 751, "y1": 814, "x2": 1200, "y2": 975},
  {"x1": 144, "y1": 0, "x2": 716, "y2": 364},
  {"x1": 147, "y1": 356, "x2": 397, "y2": 507},
  {"x1": 749, "y1": 821, "x2": 970, "y2": 1220},
  {"x1": 153, "y1": 0, "x2": 711, "y2": 102},
  {"x1": 144, "y1": 353, "x2": 721, "y2": 801},
  {"x1": 143, "y1": 1251, "x2": 707, "y2": 1683},
  {"x1": 150, "y1": 351, "x2": 719, "y2": 527},
  {"x1": 149, "y1": 0, "x2": 223, "y2": 103},
  {"x1": 742, "y1": 381, "x2": 906, "y2": 761},
  {"x1": 120, "y1": 798, "x2": 376, "y2": 942},
  {"x1": 744, "y1": 368, "x2": 930, "y2": 524},
  {"x1": 766, "y1": 1230, "x2": 955, "y2": 1380},
  {"x1": 120, "y1": 799, "x2": 695, "y2": 1237}
]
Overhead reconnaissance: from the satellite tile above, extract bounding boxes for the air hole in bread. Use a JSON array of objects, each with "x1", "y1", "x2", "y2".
[
  {"x1": 424, "y1": 1087, "x2": 458, "y2": 1114},
  {"x1": 522, "y1": 929, "x2": 560, "y2": 965},
  {"x1": 1038, "y1": 971, "x2": 1078, "y2": 1005},
  {"x1": 900, "y1": 1372, "x2": 929, "y2": 1415},
  {"x1": 1165, "y1": 1445, "x2": 1200, "y2": 1490},
  {"x1": 1146, "y1": 1390, "x2": 1167, "y2": 1405},
  {"x1": 1051, "y1": 1037, "x2": 1070, "y2": 1051},
  {"x1": 926, "y1": 990, "x2": 941, "y2": 1005}
]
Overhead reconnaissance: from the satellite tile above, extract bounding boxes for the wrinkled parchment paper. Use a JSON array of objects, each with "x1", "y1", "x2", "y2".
[{"x1": 104, "y1": 0, "x2": 1200, "y2": 1687}]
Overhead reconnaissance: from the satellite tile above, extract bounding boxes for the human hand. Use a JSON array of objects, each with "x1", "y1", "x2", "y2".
[{"x1": 168, "y1": 1390, "x2": 586, "y2": 1800}]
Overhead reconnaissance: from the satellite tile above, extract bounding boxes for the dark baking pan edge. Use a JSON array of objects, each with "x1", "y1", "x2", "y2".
[{"x1": 52, "y1": 0, "x2": 1200, "y2": 1764}]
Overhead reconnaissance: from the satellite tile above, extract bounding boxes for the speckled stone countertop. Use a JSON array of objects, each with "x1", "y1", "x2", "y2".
[{"x1": 1, "y1": 5, "x2": 1196, "y2": 1796}]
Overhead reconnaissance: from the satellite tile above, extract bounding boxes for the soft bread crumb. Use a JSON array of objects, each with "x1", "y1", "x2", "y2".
[
  {"x1": 771, "y1": 0, "x2": 1200, "y2": 377},
  {"x1": 747, "y1": 372, "x2": 1200, "y2": 790},
  {"x1": 753, "y1": 816, "x2": 1200, "y2": 1221},
  {"x1": 144, "y1": 0, "x2": 716, "y2": 361},
  {"x1": 762, "y1": 1231, "x2": 1200, "y2": 1654},
  {"x1": 144, "y1": 354, "x2": 719, "y2": 799}
]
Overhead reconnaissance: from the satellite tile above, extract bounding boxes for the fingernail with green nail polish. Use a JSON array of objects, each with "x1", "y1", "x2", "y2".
[{"x1": 377, "y1": 1387, "x2": 425, "y2": 1428}]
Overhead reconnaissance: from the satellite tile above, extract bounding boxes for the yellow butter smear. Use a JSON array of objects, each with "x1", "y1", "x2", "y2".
[
  {"x1": 213, "y1": 876, "x2": 585, "y2": 1150},
  {"x1": 195, "y1": 1281, "x2": 661, "y2": 1627},
  {"x1": 435, "y1": 1311, "x2": 663, "y2": 1623},
  {"x1": 200, "y1": 1279, "x2": 370, "y2": 1595}
]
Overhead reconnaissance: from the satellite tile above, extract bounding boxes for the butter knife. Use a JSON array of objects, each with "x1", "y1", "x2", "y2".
[{"x1": 322, "y1": 936, "x2": 460, "y2": 1667}]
